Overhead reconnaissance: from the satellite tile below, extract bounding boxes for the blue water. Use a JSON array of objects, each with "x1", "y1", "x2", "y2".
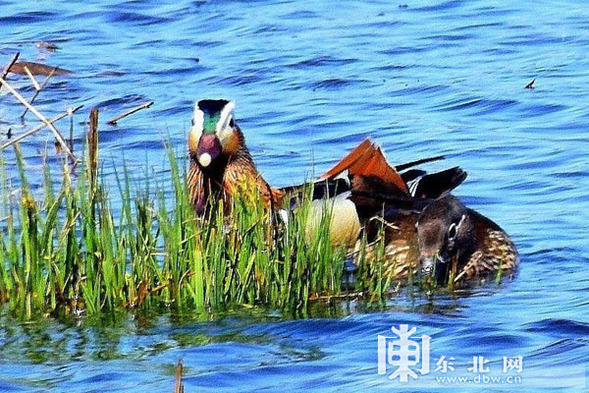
[{"x1": 1, "y1": 0, "x2": 589, "y2": 391}]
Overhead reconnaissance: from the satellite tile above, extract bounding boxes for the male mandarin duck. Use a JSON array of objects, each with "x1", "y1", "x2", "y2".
[
  {"x1": 187, "y1": 99, "x2": 282, "y2": 216},
  {"x1": 187, "y1": 98, "x2": 517, "y2": 284}
]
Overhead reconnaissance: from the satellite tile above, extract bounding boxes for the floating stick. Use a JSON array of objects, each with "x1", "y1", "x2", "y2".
[
  {"x1": 525, "y1": 78, "x2": 535, "y2": 89},
  {"x1": 106, "y1": 101, "x2": 153, "y2": 125},
  {"x1": 9, "y1": 61, "x2": 71, "y2": 76}
]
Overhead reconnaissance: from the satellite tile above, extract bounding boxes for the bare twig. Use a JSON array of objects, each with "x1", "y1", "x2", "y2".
[
  {"x1": 174, "y1": 359, "x2": 184, "y2": 393},
  {"x1": 0, "y1": 52, "x2": 20, "y2": 92},
  {"x1": 2, "y1": 105, "x2": 83, "y2": 149},
  {"x1": 21, "y1": 67, "x2": 57, "y2": 119},
  {"x1": 88, "y1": 108, "x2": 99, "y2": 190},
  {"x1": 525, "y1": 78, "x2": 535, "y2": 89},
  {"x1": 23, "y1": 66, "x2": 41, "y2": 91},
  {"x1": 107, "y1": 101, "x2": 153, "y2": 125},
  {"x1": 0, "y1": 76, "x2": 77, "y2": 163},
  {"x1": 69, "y1": 107, "x2": 74, "y2": 153}
]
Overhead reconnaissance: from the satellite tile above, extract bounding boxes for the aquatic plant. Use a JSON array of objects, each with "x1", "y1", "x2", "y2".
[
  {"x1": 0, "y1": 108, "x2": 387, "y2": 319},
  {"x1": 0, "y1": 61, "x2": 398, "y2": 320}
]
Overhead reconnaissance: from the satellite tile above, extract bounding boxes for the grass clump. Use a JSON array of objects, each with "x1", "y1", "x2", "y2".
[{"x1": 0, "y1": 109, "x2": 357, "y2": 319}]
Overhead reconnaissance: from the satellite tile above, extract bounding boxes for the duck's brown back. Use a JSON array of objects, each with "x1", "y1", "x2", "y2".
[
  {"x1": 455, "y1": 209, "x2": 519, "y2": 282},
  {"x1": 354, "y1": 209, "x2": 420, "y2": 280}
]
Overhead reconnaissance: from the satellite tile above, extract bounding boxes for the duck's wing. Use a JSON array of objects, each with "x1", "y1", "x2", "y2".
[
  {"x1": 320, "y1": 138, "x2": 409, "y2": 195},
  {"x1": 279, "y1": 139, "x2": 408, "y2": 209},
  {"x1": 316, "y1": 139, "x2": 417, "y2": 219},
  {"x1": 406, "y1": 166, "x2": 467, "y2": 199},
  {"x1": 278, "y1": 177, "x2": 351, "y2": 211},
  {"x1": 279, "y1": 139, "x2": 467, "y2": 219},
  {"x1": 395, "y1": 155, "x2": 467, "y2": 199}
]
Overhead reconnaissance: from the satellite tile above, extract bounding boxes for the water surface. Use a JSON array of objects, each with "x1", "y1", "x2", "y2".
[{"x1": 1, "y1": 0, "x2": 588, "y2": 391}]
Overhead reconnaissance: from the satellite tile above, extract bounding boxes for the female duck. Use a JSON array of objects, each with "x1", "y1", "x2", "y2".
[{"x1": 416, "y1": 194, "x2": 519, "y2": 284}]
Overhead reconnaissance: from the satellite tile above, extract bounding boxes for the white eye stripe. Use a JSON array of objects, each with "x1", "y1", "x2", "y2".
[
  {"x1": 448, "y1": 223, "x2": 458, "y2": 239},
  {"x1": 216, "y1": 102, "x2": 236, "y2": 147},
  {"x1": 220, "y1": 114, "x2": 233, "y2": 131},
  {"x1": 217, "y1": 101, "x2": 235, "y2": 133},
  {"x1": 448, "y1": 214, "x2": 467, "y2": 240},
  {"x1": 191, "y1": 106, "x2": 204, "y2": 134},
  {"x1": 189, "y1": 106, "x2": 204, "y2": 152}
]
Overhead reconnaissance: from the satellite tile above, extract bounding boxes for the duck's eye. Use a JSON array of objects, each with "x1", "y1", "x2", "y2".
[
  {"x1": 229, "y1": 117, "x2": 235, "y2": 128},
  {"x1": 447, "y1": 222, "x2": 458, "y2": 241}
]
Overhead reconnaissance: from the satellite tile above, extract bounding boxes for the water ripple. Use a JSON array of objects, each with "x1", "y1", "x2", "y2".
[
  {"x1": 1, "y1": 0, "x2": 588, "y2": 391},
  {"x1": 525, "y1": 319, "x2": 589, "y2": 338},
  {"x1": 288, "y1": 56, "x2": 358, "y2": 68}
]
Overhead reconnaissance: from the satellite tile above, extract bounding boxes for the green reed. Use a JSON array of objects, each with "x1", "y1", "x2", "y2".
[{"x1": 0, "y1": 114, "x2": 379, "y2": 319}]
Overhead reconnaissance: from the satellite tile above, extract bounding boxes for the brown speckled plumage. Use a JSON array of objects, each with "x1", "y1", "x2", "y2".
[
  {"x1": 453, "y1": 212, "x2": 519, "y2": 282},
  {"x1": 355, "y1": 211, "x2": 421, "y2": 280},
  {"x1": 358, "y1": 197, "x2": 519, "y2": 285}
]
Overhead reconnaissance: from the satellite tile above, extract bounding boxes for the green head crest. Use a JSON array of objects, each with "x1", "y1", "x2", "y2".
[{"x1": 196, "y1": 99, "x2": 233, "y2": 134}]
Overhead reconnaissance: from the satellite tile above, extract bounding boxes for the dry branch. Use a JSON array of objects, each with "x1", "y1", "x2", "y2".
[
  {"x1": 0, "y1": 52, "x2": 20, "y2": 92},
  {"x1": 0, "y1": 76, "x2": 77, "y2": 163},
  {"x1": 2, "y1": 105, "x2": 83, "y2": 149},
  {"x1": 23, "y1": 66, "x2": 41, "y2": 91},
  {"x1": 107, "y1": 101, "x2": 153, "y2": 125},
  {"x1": 88, "y1": 108, "x2": 99, "y2": 190},
  {"x1": 21, "y1": 67, "x2": 57, "y2": 118}
]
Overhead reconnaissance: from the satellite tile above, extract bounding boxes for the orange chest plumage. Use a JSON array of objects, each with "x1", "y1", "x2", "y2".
[{"x1": 188, "y1": 152, "x2": 281, "y2": 215}]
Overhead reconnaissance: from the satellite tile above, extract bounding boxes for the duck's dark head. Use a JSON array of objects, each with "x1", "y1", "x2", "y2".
[
  {"x1": 188, "y1": 99, "x2": 241, "y2": 172},
  {"x1": 416, "y1": 194, "x2": 472, "y2": 282}
]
